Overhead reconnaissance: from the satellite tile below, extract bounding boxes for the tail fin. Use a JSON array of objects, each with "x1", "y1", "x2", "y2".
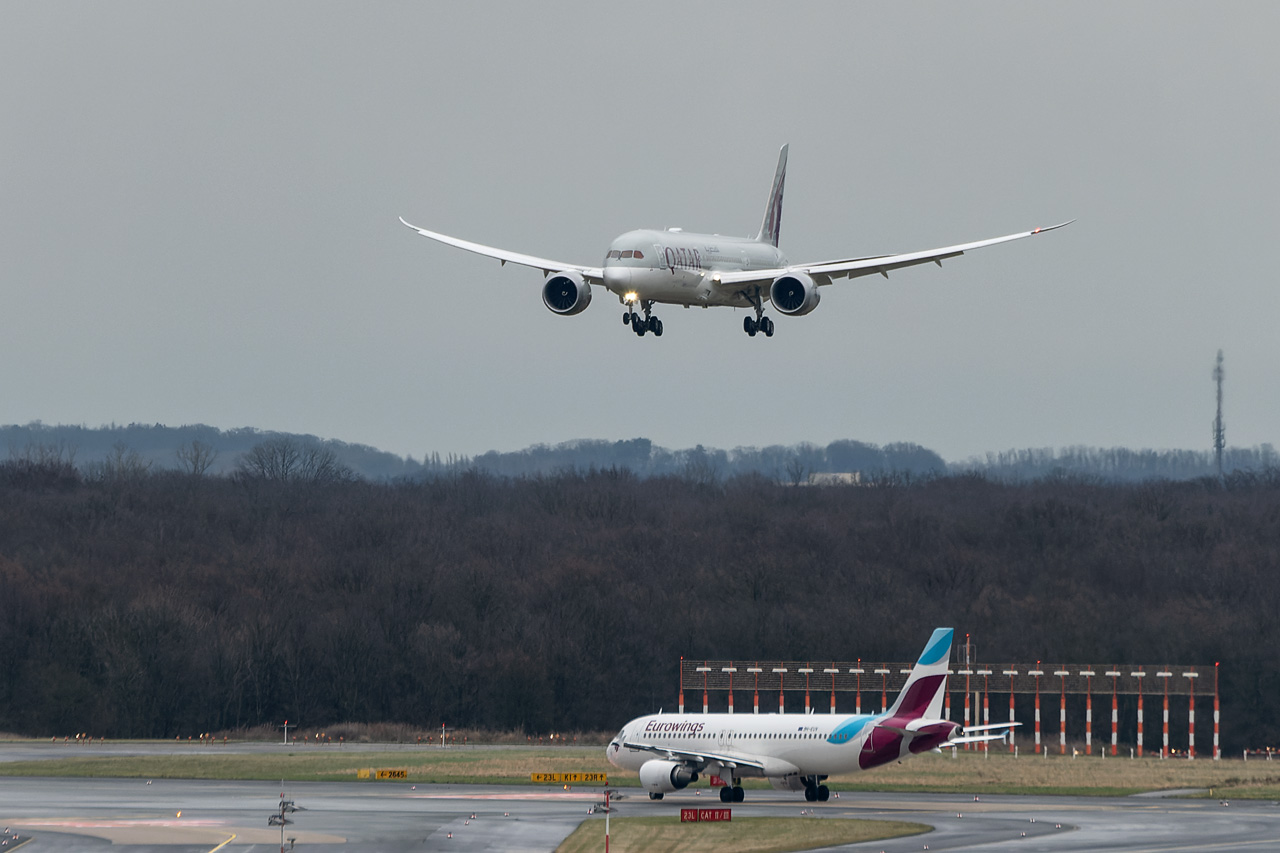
[
  {"x1": 886, "y1": 628, "x2": 953, "y2": 720},
  {"x1": 754, "y1": 144, "x2": 788, "y2": 247}
]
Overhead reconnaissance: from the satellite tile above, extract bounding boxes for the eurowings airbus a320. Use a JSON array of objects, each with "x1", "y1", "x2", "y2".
[
  {"x1": 401, "y1": 147, "x2": 1070, "y2": 338},
  {"x1": 606, "y1": 628, "x2": 1017, "y2": 803}
]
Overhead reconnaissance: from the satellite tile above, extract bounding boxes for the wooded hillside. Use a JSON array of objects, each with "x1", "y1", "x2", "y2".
[{"x1": 0, "y1": 461, "x2": 1275, "y2": 750}]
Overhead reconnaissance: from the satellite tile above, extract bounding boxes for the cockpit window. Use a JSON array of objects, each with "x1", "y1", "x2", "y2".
[
  {"x1": 620, "y1": 250, "x2": 634, "y2": 259},
  {"x1": 633, "y1": 250, "x2": 644, "y2": 259}
]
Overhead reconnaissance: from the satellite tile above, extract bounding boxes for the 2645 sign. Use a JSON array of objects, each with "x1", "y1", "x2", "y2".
[{"x1": 680, "y1": 808, "x2": 731, "y2": 822}]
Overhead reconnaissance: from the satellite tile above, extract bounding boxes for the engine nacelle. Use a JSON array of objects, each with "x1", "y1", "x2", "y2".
[
  {"x1": 638, "y1": 759, "x2": 699, "y2": 794},
  {"x1": 542, "y1": 271, "x2": 592, "y2": 316},
  {"x1": 769, "y1": 272, "x2": 821, "y2": 316}
]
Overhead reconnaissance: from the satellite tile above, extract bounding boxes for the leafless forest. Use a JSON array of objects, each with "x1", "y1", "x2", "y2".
[{"x1": 0, "y1": 455, "x2": 1276, "y2": 751}]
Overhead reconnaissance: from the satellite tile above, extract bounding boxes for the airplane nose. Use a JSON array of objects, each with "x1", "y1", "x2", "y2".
[{"x1": 603, "y1": 266, "x2": 631, "y2": 291}]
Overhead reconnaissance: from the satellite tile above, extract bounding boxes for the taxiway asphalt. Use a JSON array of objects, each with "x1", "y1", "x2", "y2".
[{"x1": 2, "y1": 775, "x2": 1279, "y2": 852}]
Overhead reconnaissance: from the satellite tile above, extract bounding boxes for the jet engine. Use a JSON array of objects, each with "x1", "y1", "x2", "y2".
[
  {"x1": 638, "y1": 759, "x2": 699, "y2": 794},
  {"x1": 542, "y1": 271, "x2": 592, "y2": 316},
  {"x1": 769, "y1": 272, "x2": 821, "y2": 316}
]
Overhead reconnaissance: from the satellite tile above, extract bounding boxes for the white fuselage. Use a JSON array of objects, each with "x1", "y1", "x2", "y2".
[
  {"x1": 601, "y1": 230, "x2": 787, "y2": 308},
  {"x1": 607, "y1": 711, "x2": 883, "y2": 781}
]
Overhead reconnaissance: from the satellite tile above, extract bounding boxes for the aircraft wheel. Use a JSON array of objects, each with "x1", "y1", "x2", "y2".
[
  {"x1": 762, "y1": 317, "x2": 774, "y2": 337},
  {"x1": 719, "y1": 786, "x2": 732, "y2": 803},
  {"x1": 817, "y1": 785, "x2": 830, "y2": 802},
  {"x1": 743, "y1": 316, "x2": 757, "y2": 335},
  {"x1": 654, "y1": 319, "x2": 664, "y2": 337},
  {"x1": 733, "y1": 786, "x2": 745, "y2": 803},
  {"x1": 647, "y1": 315, "x2": 657, "y2": 332},
  {"x1": 649, "y1": 792, "x2": 664, "y2": 801},
  {"x1": 634, "y1": 320, "x2": 646, "y2": 337},
  {"x1": 623, "y1": 311, "x2": 632, "y2": 325},
  {"x1": 804, "y1": 785, "x2": 817, "y2": 802}
]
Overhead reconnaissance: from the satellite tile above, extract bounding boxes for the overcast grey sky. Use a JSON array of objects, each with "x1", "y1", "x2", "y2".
[{"x1": 3, "y1": 2, "x2": 1277, "y2": 462}]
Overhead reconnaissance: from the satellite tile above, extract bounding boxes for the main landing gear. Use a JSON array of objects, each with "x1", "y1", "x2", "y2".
[
  {"x1": 623, "y1": 303, "x2": 663, "y2": 337},
  {"x1": 741, "y1": 286, "x2": 774, "y2": 337},
  {"x1": 803, "y1": 777, "x2": 830, "y2": 802},
  {"x1": 718, "y1": 780, "x2": 745, "y2": 803},
  {"x1": 743, "y1": 315, "x2": 774, "y2": 337}
]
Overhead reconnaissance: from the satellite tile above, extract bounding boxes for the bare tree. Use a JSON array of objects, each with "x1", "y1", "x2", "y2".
[
  {"x1": 238, "y1": 437, "x2": 354, "y2": 483},
  {"x1": 786, "y1": 455, "x2": 808, "y2": 486},
  {"x1": 238, "y1": 437, "x2": 302, "y2": 481},
  {"x1": 176, "y1": 440, "x2": 219, "y2": 476},
  {"x1": 87, "y1": 442, "x2": 151, "y2": 482},
  {"x1": 299, "y1": 443, "x2": 356, "y2": 484}
]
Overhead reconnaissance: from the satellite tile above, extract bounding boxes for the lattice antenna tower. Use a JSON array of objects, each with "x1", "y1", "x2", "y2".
[{"x1": 1212, "y1": 349, "x2": 1225, "y2": 477}]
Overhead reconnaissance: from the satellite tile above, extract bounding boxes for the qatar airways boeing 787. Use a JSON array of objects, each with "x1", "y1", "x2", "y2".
[{"x1": 401, "y1": 147, "x2": 1069, "y2": 338}]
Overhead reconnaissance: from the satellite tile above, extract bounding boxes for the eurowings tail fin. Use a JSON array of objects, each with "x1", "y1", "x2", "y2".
[
  {"x1": 886, "y1": 628, "x2": 953, "y2": 720},
  {"x1": 754, "y1": 144, "x2": 788, "y2": 247}
]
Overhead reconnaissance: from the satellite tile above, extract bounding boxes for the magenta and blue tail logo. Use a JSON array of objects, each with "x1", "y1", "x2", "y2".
[{"x1": 918, "y1": 628, "x2": 953, "y2": 666}]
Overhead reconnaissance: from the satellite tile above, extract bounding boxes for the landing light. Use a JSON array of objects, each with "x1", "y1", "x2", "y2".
[{"x1": 624, "y1": 291, "x2": 638, "y2": 303}]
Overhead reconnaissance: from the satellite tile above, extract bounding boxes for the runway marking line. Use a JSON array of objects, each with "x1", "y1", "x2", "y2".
[{"x1": 207, "y1": 832, "x2": 237, "y2": 853}]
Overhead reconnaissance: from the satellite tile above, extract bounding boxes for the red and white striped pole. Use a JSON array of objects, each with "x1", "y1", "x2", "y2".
[
  {"x1": 1058, "y1": 671, "x2": 1067, "y2": 755},
  {"x1": 982, "y1": 672, "x2": 990, "y2": 753},
  {"x1": 1135, "y1": 670, "x2": 1146, "y2": 757},
  {"x1": 1187, "y1": 671, "x2": 1196, "y2": 759},
  {"x1": 1084, "y1": 669, "x2": 1094, "y2": 755},
  {"x1": 679, "y1": 657, "x2": 685, "y2": 713},
  {"x1": 1006, "y1": 669, "x2": 1017, "y2": 754},
  {"x1": 702, "y1": 662, "x2": 709, "y2": 714},
  {"x1": 854, "y1": 662, "x2": 862, "y2": 714},
  {"x1": 1214, "y1": 663, "x2": 1220, "y2": 760},
  {"x1": 1161, "y1": 669, "x2": 1170, "y2": 758},
  {"x1": 828, "y1": 665, "x2": 838, "y2": 714},
  {"x1": 726, "y1": 666, "x2": 735, "y2": 714},
  {"x1": 753, "y1": 664, "x2": 760, "y2": 714},
  {"x1": 775, "y1": 666, "x2": 786, "y2": 714},
  {"x1": 1109, "y1": 669, "x2": 1120, "y2": 756},
  {"x1": 1033, "y1": 664, "x2": 1042, "y2": 754},
  {"x1": 964, "y1": 686, "x2": 971, "y2": 751}
]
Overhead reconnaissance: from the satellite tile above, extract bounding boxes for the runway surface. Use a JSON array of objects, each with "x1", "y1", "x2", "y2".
[{"x1": 3, "y1": 775, "x2": 1280, "y2": 853}]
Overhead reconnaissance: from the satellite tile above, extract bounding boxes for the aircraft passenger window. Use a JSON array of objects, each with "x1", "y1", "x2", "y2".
[
  {"x1": 633, "y1": 250, "x2": 644, "y2": 259},
  {"x1": 620, "y1": 250, "x2": 634, "y2": 258}
]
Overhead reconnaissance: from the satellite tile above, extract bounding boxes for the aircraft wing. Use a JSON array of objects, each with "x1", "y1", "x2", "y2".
[
  {"x1": 399, "y1": 217, "x2": 604, "y2": 283},
  {"x1": 710, "y1": 221, "x2": 1073, "y2": 290},
  {"x1": 621, "y1": 740, "x2": 767, "y2": 773}
]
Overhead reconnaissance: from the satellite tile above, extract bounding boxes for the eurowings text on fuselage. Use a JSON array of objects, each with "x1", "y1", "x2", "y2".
[
  {"x1": 605, "y1": 628, "x2": 1017, "y2": 803},
  {"x1": 400, "y1": 146, "x2": 1070, "y2": 338}
]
